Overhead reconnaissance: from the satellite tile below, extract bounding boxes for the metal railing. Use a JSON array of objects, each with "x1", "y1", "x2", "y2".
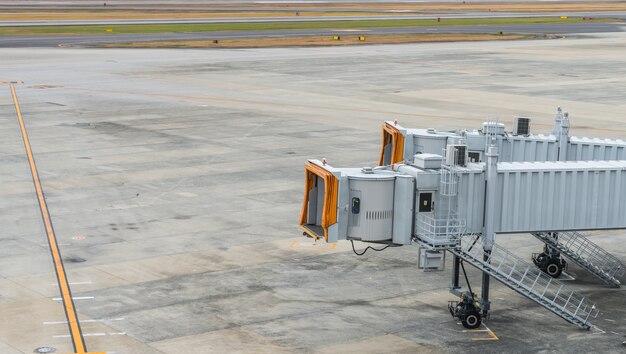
[
  {"x1": 452, "y1": 236, "x2": 599, "y2": 329},
  {"x1": 415, "y1": 213, "x2": 466, "y2": 248},
  {"x1": 533, "y1": 231, "x2": 625, "y2": 287},
  {"x1": 440, "y1": 166, "x2": 458, "y2": 197}
]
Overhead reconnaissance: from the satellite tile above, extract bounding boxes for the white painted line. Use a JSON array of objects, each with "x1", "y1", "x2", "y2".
[
  {"x1": 53, "y1": 332, "x2": 125, "y2": 339},
  {"x1": 50, "y1": 281, "x2": 93, "y2": 286},
  {"x1": 52, "y1": 296, "x2": 94, "y2": 301},
  {"x1": 44, "y1": 318, "x2": 124, "y2": 325},
  {"x1": 605, "y1": 319, "x2": 616, "y2": 322},
  {"x1": 84, "y1": 333, "x2": 107, "y2": 337},
  {"x1": 591, "y1": 326, "x2": 606, "y2": 335}
]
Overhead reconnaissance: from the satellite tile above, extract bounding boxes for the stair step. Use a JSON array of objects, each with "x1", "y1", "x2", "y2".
[
  {"x1": 531, "y1": 232, "x2": 624, "y2": 287},
  {"x1": 452, "y1": 237, "x2": 597, "y2": 329}
]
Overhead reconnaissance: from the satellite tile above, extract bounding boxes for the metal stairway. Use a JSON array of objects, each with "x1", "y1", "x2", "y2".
[
  {"x1": 532, "y1": 232, "x2": 625, "y2": 288},
  {"x1": 450, "y1": 236, "x2": 599, "y2": 329}
]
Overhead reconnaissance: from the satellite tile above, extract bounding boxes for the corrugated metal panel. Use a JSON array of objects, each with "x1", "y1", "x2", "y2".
[
  {"x1": 347, "y1": 177, "x2": 395, "y2": 242},
  {"x1": 392, "y1": 175, "x2": 415, "y2": 245},
  {"x1": 457, "y1": 169, "x2": 486, "y2": 234},
  {"x1": 567, "y1": 137, "x2": 626, "y2": 161},
  {"x1": 495, "y1": 161, "x2": 626, "y2": 233},
  {"x1": 498, "y1": 135, "x2": 559, "y2": 163}
]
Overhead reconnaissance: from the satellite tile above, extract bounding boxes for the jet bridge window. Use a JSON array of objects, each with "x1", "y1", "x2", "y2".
[
  {"x1": 351, "y1": 197, "x2": 361, "y2": 214},
  {"x1": 419, "y1": 192, "x2": 434, "y2": 213},
  {"x1": 468, "y1": 151, "x2": 481, "y2": 163},
  {"x1": 378, "y1": 122, "x2": 405, "y2": 166}
]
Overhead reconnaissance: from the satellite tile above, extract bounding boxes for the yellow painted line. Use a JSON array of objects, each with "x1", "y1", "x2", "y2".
[
  {"x1": 463, "y1": 325, "x2": 499, "y2": 341},
  {"x1": 289, "y1": 240, "x2": 338, "y2": 253},
  {"x1": 10, "y1": 84, "x2": 92, "y2": 354}
]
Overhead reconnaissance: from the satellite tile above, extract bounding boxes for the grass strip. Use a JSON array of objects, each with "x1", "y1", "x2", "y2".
[{"x1": 0, "y1": 17, "x2": 616, "y2": 36}]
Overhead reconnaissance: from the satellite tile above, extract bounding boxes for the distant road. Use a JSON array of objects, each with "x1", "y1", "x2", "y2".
[
  {"x1": 2, "y1": 0, "x2": 624, "y2": 4},
  {"x1": 1, "y1": 22, "x2": 623, "y2": 48},
  {"x1": 1, "y1": 12, "x2": 626, "y2": 27},
  {"x1": 1, "y1": 0, "x2": 625, "y2": 4}
]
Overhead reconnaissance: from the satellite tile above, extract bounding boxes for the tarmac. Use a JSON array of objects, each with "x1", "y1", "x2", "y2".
[
  {"x1": 0, "y1": 31, "x2": 625, "y2": 353},
  {"x1": 1, "y1": 23, "x2": 625, "y2": 48}
]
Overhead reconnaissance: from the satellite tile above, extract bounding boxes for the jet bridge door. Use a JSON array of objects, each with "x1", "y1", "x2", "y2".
[
  {"x1": 418, "y1": 192, "x2": 434, "y2": 213},
  {"x1": 378, "y1": 122, "x2": 405, "y2": 166},
  {"x1": 299, "y1": 161, "x2": 339, "y2": 242}
]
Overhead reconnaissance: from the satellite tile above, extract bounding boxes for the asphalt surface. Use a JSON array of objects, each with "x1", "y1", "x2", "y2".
[
  {"x1": 2, "y1": 12, "x2": 626, "y2": 27},
  {"x1": 1, "y1": 22, "x2": 624, "y2": 48},
  {"x1": 1, "y1": 0, "x2": 624, "y2": 4}
]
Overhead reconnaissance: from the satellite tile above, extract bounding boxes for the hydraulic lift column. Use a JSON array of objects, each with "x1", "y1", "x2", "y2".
[
  {"x1": 451, "y1": 255, "x2": 461, "y2": 295},
  {"x1": 481, "y1": 144, "x2": 499, "y2": 315}
]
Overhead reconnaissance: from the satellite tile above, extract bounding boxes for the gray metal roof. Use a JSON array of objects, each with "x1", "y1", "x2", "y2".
[{"x1": 498, "y1": 160, "x2": 626, "y2": 172}]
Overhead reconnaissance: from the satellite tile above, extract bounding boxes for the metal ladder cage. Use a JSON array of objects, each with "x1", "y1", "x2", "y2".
[
  {"x1": 440, "y1": 146, "x2": 463, "y2": 197},
  {"x1": 455, "y1": 236, "x2": 599, "y2": 327},
  {"x1": 414, "y1": 149, "x2": 467, "y2": 249},
  {"x1": 536, "y1": 231, "x2": 626, "y2": 281},
  {"x1": 440, "y1": 165, "x2": 459, "y2": 197}
]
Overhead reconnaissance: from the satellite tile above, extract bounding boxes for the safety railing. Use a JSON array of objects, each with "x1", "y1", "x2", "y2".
[
  {"x1": 452, "y1": 236, "x2": 599, "y2": 328},
  {"x1": 415, "y1": 213, "x2": 466, "y2": 248},
  {"x1": 533, "y1": 232, "x2": 625, "y2": 287}
]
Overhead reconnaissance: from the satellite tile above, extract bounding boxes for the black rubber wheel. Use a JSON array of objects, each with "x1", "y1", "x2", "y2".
[
  {"x1": 462, "y1": 313, "x2": 482, "y2": 329},
  {"x1": 545, "y1": 260, "x2": 563, "y2": 278}
]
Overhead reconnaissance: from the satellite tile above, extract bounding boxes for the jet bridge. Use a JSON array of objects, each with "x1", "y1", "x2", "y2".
[
  {"x1": 380, "y1": 108, "x2": 626, "y2": 166},
  {"x1": 493, "y1": 160, "x2": 626, "y2": 234},
  {"x1": 299, "y1": 107, "x2": 626, "y2": 330}
]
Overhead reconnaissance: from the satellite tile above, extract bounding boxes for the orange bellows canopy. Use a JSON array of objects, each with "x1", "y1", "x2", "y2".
[
  {"x1": 378, "y1": 122, "x2": 405, "y2": 166},
  {"x1": 299, "y1": 161, "x2": 339, "y2": 242}
]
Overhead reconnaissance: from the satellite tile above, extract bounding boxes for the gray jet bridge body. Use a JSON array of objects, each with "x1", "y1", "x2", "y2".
[{"x1": 299, "y1": 108, "x2": 626, "y2": 330}]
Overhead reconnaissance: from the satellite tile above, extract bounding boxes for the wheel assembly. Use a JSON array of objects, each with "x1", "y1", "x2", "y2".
[
  {"x1": 462, "y1": 312, "x2": 482, "y2": 330},
  {"x1": 545, "y1": 260, "x2": 563, "y2": 277},
  {"x1": 532, "y1": 246, "x2": 567, "y2": 278},
  {"x1": 449, "y1": 291, "x2": 483, "y2": 329}
]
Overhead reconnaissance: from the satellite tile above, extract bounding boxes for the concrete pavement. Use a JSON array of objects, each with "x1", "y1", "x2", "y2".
[{"x1": 0, "y1": 32, "x2": 625, "y2": 353}]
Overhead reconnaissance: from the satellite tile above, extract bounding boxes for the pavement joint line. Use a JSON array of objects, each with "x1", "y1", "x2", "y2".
[{"x1": 9, "y1": 83, "x2": 92, "y2": 354}]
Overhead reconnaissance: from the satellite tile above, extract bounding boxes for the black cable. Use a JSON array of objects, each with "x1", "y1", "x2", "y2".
[
  {"x1": 350, "y1": 240, "x2": 399, "y2": 256},
  {"x1": 467, "y1": 234, "x2": 480, "y2": 253},
  {"x1": 460, "y1": 261, "x2": 474, "y2": 296}
]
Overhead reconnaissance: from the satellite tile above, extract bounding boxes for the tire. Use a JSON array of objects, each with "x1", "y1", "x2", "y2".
[
  {"x1": 545, "y1": 260, "x2": 563, "y2": 278},
  {"x1": 462, "y1": 313, "x2": 482, "y2": 329}
]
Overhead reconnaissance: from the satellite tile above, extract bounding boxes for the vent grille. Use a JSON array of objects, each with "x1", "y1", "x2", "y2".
[
  {"x1": 514, "y1": 117, "x2": 531, "y2": 136},
  {"x1": 446, "y1": 145, "x2": 467, "y2": 166},
  {"x1": 365, "y1": 210, "x2": 393, "y2": 220}
]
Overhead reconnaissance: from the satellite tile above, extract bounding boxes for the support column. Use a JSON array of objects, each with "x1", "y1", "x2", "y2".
[
  {"x1": 481, "y1": 251, "x2": 491, "y2": 316},
  {"x1": 483, "y1": 145, "x2": 498, "y2": 251},
  {"x1": 481, "y1": 144, "x2": 499, "y2": 314},
  {"x1": 451, "y1": 255, "x2": 461, "y2": 295},
  {"x1": 553, "y1": 107, "x2": 570, "y2": 162}
]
